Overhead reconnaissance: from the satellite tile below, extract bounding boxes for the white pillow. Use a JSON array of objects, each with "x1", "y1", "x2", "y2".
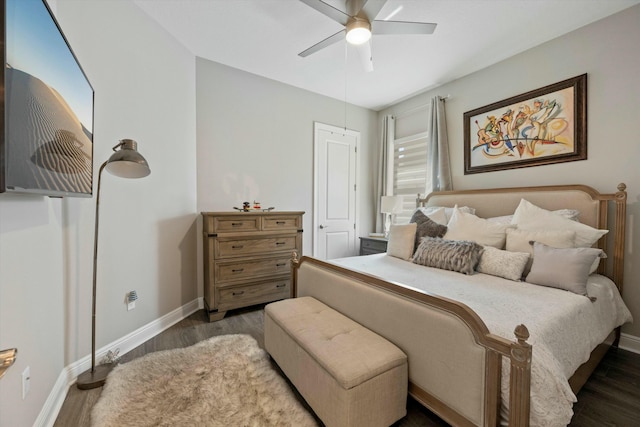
[
  {"x1": 511, "y1": 199, "x2": 607, "y2": 247},
  {"x1": 386, "y1": 223, "x2": 417, "y2": 260},
  {"x1": 505, "y1": 228, "x2": 576, "y2": 273},
  {"x1": 487, "y1": 209, "x2": 580, "y2": 225},
  {"x1": 506, "y1": 228, "x2": 576, "y2": 253},
  {"x1": 420, "y1": 205, "x2": 475, "y2": 225},
  {"x1": 444, "y1": 208, "x2": 512, "y2": 248},
  {"x1": 477, "y1": 246, "x2": 530, "y2": 281}
]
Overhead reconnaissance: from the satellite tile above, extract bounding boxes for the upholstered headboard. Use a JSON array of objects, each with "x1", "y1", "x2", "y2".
[{"x1": 418, "y1": 184, "x2": 628, "y2": 291}]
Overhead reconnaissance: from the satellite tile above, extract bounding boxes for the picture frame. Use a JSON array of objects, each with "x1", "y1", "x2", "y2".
[
  {"x1": 1, "y1": 0, "x2": 94, "y2": 197},
  {"x1": 463, "y1": 74, "x2": 586, "y2": 174}
]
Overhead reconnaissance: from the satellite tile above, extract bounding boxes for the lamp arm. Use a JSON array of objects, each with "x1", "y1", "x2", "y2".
[{"x1": 90, "y1": 161, "x2": 108, "y2": 373}]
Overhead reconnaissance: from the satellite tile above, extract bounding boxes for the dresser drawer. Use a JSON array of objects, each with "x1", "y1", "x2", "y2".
[
  {"x1": 262, "y1": 215, "x2": 302, "y2": 231},
  {"x1": 215, "y1": 235, "x2": 298, "y2": 258},
  {"x1": 359, "y1": 237, "x2": 388, "y2": 255},
  {"x1": 217, "y1": 279, "x2": 290, "y2": 312},
  {"x1": 206, "y1": 216, "x2": 260, "y2": 233},
  {"x1": 215, "y1": 256, "x2": 291, "y2": 283}
]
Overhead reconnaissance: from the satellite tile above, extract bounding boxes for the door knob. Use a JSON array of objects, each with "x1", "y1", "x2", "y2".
[{"x1": 319, "y1": 224, "x2": 329, "y2": 229}]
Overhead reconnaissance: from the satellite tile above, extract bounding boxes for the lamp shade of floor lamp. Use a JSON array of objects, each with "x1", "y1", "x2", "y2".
[{"x1": 76, "y1": 139, "x2": 150, "y2": 390}]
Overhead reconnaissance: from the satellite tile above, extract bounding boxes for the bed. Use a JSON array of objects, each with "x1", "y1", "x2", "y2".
[{"x1": 291, "y1": 184, "x2": 632, "y2": 427}]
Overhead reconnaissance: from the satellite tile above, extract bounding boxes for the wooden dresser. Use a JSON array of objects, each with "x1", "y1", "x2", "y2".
[{"x1": 201, "y1": 211, "x2": 304, "y2": 321}]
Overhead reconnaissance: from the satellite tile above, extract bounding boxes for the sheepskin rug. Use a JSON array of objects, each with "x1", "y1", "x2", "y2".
[{"x1": 91, "y1": 334, "x2": 317, "y2": 427}]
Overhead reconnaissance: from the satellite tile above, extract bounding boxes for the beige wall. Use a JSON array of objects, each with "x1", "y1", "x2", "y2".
[
  {"x1": 0, "y1": 1, "x2": 197, "y2": 425},
  {"x1": 379, "y1": 4, "x2": 640, "y2": 340},
  {"x1": 195, "y1": 58, "x2": 379, "y2": 257}
]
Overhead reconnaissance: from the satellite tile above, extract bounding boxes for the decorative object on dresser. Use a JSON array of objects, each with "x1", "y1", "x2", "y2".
[
  {"x1": 359, "y1": 236, "x2": 388, "y2": 255},
  {"x1": 201, "y1": 211, "x2": 304, "y2": 322},
  {"x1": 77, "y1": 139, "x2": 151, "y2": 390}
]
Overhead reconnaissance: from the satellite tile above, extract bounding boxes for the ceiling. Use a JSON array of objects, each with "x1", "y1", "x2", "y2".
[{"x1": 133, "y1": 0, "x2": 640, "y2": 111}]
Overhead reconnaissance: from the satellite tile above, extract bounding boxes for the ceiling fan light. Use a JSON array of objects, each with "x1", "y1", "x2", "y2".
[{"x1": 346, "y1": 19, "x2": 371, "y2": 45}]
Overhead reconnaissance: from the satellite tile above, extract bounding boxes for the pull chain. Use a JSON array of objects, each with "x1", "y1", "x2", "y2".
[{"x1": 344, "y1": 40, "x2": 348, "y2": 131}]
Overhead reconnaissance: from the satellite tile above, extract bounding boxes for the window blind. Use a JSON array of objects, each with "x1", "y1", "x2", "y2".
[{"x1": 392, "y1": 131, "x2": 428, "y2": 224}]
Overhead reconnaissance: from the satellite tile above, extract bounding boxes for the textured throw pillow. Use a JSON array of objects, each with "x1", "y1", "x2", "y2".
[
  {"x1": 444, "y1": 208, "x2": 512, "y2": 248},
  {"x1": 412, "y1": 237, "x2": 484, "y2": 275},
  {"x1": 386, "y1": 223, "x2": 417, "y2": 260},
  {"x1": 505, "y1": 228, "x2": 577, "y2": 274},
  {"x1": 477, "y1": 246, "x2": 530, "y2": 281},
  {"x1": 416, "y1": 207, "x2": 448, "y2": 225},
  {"x1": 511, "y1": 199, "x2": 607, "y2": 247},
  {"x1": 525, "y1": 242, "x2": 606, "y2": 295},
  {"x1": 409, "y1": 210, "x2": 448, "y2": 252}
]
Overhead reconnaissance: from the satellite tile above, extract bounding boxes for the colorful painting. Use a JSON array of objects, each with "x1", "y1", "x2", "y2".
[{"x1": 464, "y1": 74, "x2": 586, "y2": 174}]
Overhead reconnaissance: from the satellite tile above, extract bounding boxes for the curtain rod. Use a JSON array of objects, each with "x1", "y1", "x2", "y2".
[{"x1": 394, "y1": 94, "x2": 452, "y2": 118}]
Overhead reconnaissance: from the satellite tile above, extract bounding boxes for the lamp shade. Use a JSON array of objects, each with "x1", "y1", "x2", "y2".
[
  {"x1": 104, "y1": 139, "x2": 151, "y2": 178},
  {"x1": 381, "y1": 196, "x2": 403, "y2": 214}
]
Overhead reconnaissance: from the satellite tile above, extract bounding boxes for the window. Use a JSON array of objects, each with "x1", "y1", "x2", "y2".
[{"x1": 392, "y1": 131, "x2": 428, "y2": 224}]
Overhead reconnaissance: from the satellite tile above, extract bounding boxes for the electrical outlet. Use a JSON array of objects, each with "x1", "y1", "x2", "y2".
[
  {"x1": 22, "y1": 366, "x2": 30, "y2": 399},
  {"x1": 126, "y1": 290, "x2": 138, "y2": 311}
]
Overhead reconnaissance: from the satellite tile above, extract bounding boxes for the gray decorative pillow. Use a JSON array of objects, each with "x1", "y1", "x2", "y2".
[
  {"x1": 410, "y1": 210, "x2": 448, "y2": 252},
  {"x1": 412, "y1": 237, "x2": 484, "y2": 275},
  {"x1": 525, "y1": 242, "x2": 606, "y2": 296}
]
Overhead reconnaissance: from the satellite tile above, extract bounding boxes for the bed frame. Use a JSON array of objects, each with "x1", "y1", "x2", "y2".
[{"x1": 291, "y1": 183, "x2": 627, "y2": 427}]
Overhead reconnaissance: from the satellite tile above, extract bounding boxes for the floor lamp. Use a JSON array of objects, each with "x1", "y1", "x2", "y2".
[{"x1": 77, "y1": 139, "x2": 151, "y2": 390}]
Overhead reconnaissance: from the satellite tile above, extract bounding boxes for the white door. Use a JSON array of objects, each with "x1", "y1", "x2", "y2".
[{"x1": 314, "y1": 123, "x2": 359, "y2": 260}]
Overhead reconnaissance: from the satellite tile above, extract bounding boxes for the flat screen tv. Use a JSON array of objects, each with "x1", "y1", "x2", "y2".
[{"x1": 0, "y1": 0, "x2": 94, "y2": 197}]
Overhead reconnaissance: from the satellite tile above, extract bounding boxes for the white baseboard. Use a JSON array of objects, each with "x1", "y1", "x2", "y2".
[
  {"x1": 619, "y1": 333, "x2": 640, "y2": 354},
  {"x1": 37, "y1": 297, "x2": 204, "y2": 427}
]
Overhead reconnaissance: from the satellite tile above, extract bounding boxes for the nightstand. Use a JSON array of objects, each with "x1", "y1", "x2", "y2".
[{"x1": 359, "y1": 236, "x2": 388, "y2": 255}]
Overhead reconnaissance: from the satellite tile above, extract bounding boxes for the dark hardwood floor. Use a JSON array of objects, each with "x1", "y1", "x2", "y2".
[{"x1": 55, "y1": 305, "x2": 640, "y2": 426}]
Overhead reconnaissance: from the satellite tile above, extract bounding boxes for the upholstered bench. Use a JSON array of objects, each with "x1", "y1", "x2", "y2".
[{"x1": 264, "y1": 296, "x2": 408, "y2": 427}]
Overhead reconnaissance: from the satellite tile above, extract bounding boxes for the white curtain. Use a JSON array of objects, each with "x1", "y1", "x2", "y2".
[
  {"x1": 375, "y1": 115, "x2": 395, "y2": 233},
  {"x1": 426, "y1": 97, "x2": 452, "y2": 193}
]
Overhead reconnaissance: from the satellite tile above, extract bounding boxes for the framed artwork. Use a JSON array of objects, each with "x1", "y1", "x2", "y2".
[
  {"x1": 464, "y1": 74, "x2": 586, "y2": 174},
  {"x1": 1, "y1": 0, "x2": 94, "y2": 197}
]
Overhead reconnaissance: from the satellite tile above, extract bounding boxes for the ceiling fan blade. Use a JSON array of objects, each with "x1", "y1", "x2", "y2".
[
  {"x1": 356, "y1": 40, "x2": 374, "y2": 72},
  {"x1": 372, "y1": 20, "x2": 437, "y2": 35},
  {"x1": 358, "y1": 0, "x2": 388, "y2": 20},
  {"x1": 299, "y1": 0, "x2": 350, "y2": 26},
  {"x1": 298, "y1": 29, "x2": 346, "y2": 57}
]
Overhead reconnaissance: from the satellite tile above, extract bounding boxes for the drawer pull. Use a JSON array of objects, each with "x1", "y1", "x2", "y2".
[
  {"x1": 276, "y1": 263, "x2": 286, "y2": 267},
  {"x1": 231, "y1": 268, "x2": 244, "y2": 273},
  {"x1": 232, "y1": 291, "x2": 245, "y2": 296},
  {"x1": 276, "y1": 283, "x2": 286, "y2": 288},
  {"x1": 276, "y1": 221, "x2": 285, "y2": 225},
  {"x1": 231, "y1": 222, "x2": 243, "y2": 227},
  {"x1": 275, "y1": 242, "x2": 286, "y2": 246},
  {"x1": 231, "y1": 245, "x2": 244, "y2": 249}
]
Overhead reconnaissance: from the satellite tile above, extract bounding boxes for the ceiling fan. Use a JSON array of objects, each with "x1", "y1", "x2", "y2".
[{"x1": 298, "y1": 0, "x2": 437, "y2": 72}]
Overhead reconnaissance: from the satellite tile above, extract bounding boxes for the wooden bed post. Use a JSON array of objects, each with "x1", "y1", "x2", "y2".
[{"x1": 509, "y1": 325, "x2": 532, "y2": 427}]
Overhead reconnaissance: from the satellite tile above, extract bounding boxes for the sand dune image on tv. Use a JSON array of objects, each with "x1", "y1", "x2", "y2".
[{"x1": 5, "y1": 65, "x2": 93, "y2": 195}]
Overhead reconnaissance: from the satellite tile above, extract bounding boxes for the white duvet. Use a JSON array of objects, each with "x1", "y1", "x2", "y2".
[{"x1": 332, "y1": 254, "x2": 633, "y2": 427}]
